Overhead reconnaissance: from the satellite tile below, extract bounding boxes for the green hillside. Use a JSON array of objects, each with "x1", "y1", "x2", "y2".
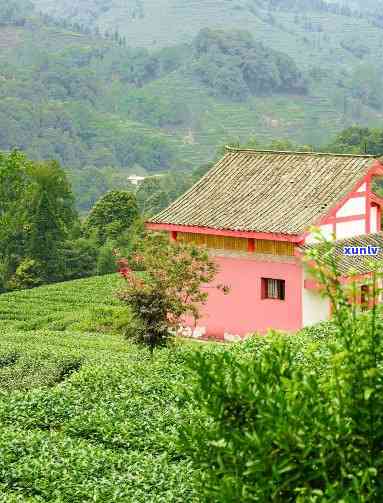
[
  {"x1": 29, "y1": 0, "x2": 382, "y2": 49},
  {"x1": 2, "y1": 0, "x2": 383, "y2": 194}
]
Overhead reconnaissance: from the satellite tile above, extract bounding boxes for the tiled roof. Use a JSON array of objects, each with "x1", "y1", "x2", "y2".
[
  {"x1": 149, "y1": 148, "x2": 374, "y2": 235},
  {"x1": 302, "y1": 232, "x2": 383, "y2": 275}
]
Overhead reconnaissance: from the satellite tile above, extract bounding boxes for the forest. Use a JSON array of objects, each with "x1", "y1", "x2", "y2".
[{"x1": 2, "y1": 0, "x2": 383, "y2": 213}]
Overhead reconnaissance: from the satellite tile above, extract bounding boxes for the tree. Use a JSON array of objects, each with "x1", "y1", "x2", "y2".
[
  {"x1": 116, "y1": 233, "x2": 229, "y2": 355},
  {"x1": 85, "y1": 190, "x2": 139, "y2": 244},
  {"x1": 27, "y1": 189, "x2": 67, "y2": 281},
  {"x1": 97, "y1": 241, "x2": 118, "y2": 275},
  {"x1": 0, "y1": 151, "x2": 31, "y2": 267},
  {"x1": 326, "y1": 126, "x2": 383, "y2": 155},
  {"x1": 8, "y1": 258, "x2": 44, "y2": 290},
  {"x1": 192, "y1": 28, "x2": 307, "y2": 100},
  {"x1": 0, "y1": 151, "x2": 78, "y2": 287}
]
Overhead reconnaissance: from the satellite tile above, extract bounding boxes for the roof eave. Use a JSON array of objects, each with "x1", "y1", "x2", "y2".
[{"x1": 145, "y1": 222, "x2": 304, "y2": 243}]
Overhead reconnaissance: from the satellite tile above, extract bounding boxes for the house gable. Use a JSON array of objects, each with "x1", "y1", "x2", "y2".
[{"x1": 305, "y1": 160, "x2": 383, "y2": 243}]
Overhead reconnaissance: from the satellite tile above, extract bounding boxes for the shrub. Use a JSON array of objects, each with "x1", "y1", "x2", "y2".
[
  {"x1": 0, "y1": 351, "x2": 19, "y2": 368},
  {"x1": 59, "y1": 237, "x2": 98, "y2": 281},
  {"x1": 117, "y1": 233, "x2": 228, "y2": 354},
  {"x1": 96, "y1": 241, "x2": 117, "y2": 275},
  {"x1": 7, "y1": 258, "x2": 44, "y2": 290},
  {"x1": 55, "y1": 356, "x2": 83, "y2": 383}
]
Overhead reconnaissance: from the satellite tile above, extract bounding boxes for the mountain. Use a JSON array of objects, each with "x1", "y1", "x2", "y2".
[
  {"x1": 29, "y1": 0, "x2": 383, "y2": 48},
  {"x1": 2, "y1": 0, "x2": 383, "y2": 210}
]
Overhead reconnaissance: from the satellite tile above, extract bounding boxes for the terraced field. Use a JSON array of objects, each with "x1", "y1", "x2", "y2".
[
  {"x1": 0, "y1": 274, "x2": 122, "y2": 331},
  {"x1": 5, "y1": 0, "x2": 383, "y2": 173}
]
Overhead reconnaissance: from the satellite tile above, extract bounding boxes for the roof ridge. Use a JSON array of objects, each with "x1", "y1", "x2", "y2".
[{"x1": 225, "y1": 146, "x2": 376, "y2": 158}]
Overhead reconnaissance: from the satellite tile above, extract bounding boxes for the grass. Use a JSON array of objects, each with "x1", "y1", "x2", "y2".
[{"x1": 0, "y1": 274, "x2": 211, "y2": 501}]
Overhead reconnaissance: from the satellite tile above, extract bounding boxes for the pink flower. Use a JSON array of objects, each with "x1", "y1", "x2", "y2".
[{"x1": 119, "y1": 267, "x2": 132, "y2": 279}]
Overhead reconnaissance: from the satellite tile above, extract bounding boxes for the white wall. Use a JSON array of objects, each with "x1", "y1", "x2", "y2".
[
  {"x1": 336, "y1": 196, "x2": 365, "y2": 217},
  {"x1": 371, "y1": 206, "x2": 378, "y2": 233},
  {"x1": 302, "y1": 270, "x2": 331, "y2": 327},
  {"x1": 336, "y1": 219, "x2": 365, "y2": 239},
  {"x1": 356, "y1": 183, "x2": 367, "y2": 192}
]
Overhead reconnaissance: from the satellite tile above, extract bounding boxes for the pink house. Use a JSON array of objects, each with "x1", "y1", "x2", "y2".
[{"x1": 147, "y1": 148, "x2": 383, "y2": 341}]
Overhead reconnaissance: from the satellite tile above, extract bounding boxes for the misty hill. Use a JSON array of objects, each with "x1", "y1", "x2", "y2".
[
  {"x1": 2, "y1": 0, "x2": 383, "y2": 210},
  {"x1": 30, "y1": 0, "x2": 383, "y2": 49}
]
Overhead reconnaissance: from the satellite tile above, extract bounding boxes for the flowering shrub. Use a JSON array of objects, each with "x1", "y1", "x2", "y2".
[{"x1": 116, "y1": 233, "x2": 228, "y2": 354}]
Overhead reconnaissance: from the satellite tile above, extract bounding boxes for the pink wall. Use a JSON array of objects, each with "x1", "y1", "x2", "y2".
[{"x1": 191, "y1": 255, "x2": 303, "y2": 338}]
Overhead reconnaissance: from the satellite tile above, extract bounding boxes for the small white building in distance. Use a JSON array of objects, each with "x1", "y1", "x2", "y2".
[{"x1": 128, "y1": 175, "x2": 146, "y2": 186}]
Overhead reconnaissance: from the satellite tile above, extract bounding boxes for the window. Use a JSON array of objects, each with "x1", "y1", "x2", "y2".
[{"x1": 261, "y1": 278, "x2": 285, "y2": 300}]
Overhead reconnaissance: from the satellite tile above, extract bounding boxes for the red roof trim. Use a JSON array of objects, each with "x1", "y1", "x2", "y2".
[
  {"x1": 370, "y1": 193, "x2": 383, "y2": 206},
  {"x1": 324, "y1": 214, "x2": 365, "y2": 224},
  {"x1": 145, "y1": 223, "x2": 304, "y2": 243}
]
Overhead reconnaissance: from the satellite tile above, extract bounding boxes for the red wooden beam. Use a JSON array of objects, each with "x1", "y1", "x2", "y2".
[{"x1": 145, "y1": 222, "x2": 304, "y2": 243}]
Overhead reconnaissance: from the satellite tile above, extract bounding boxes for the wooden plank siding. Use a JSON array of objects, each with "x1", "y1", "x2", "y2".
[
  {"x1": 256, "y1": 239, "x2": 295, "y2": 256},
  {"x1": 177, "y1": 232, "x2": 295, "y2": 256}
]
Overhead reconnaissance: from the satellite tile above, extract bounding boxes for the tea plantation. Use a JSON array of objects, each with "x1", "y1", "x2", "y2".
[
  {"x1": 0, "y1": 274, "x2": 209, "y2": 502},
  {"x1": 1, "y1": 275, "x2": 382, "y2": 501}
]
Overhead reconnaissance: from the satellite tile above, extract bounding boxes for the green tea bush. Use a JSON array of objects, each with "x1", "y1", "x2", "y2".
[
  {"x1": 0, "y1": 334, "x2": 201, "y2": 502},
  {"x1": 55, "y1": 356, "x2": 84, "y2": 383},
  {"x1": 179, "y1": 244, "x2": 383, "y2": 501},
  {"x1": 0, "y1": 274, "x2": 214, "y2": 500}
]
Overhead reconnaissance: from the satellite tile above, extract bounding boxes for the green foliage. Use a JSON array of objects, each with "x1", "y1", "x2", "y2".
[
  {"x1": 0, "y1": 337, "x2": 199, "y2": 500},
  {"x1": 350, "y1": 64, "x2": 383, "y2": 110},
  {"x1": 135, "y1": 171, "x2": 194, "y2": 216},
  {"x1": 7, "y1": 258, "x2": 44, "y2": 290},
  {"x1": 192, "y1": 28, "x2": 307, "y2": 100},
  {"x1": 0, "y1": 259, "x2": 7, "y2": 293},
  {"x1": 326, "y1": 126, "x2": 383, "y2": 155},
  {"x1": 0, "y1": 274, "x2": 122, "y2": 331},
  {"x1": 178, "y1": 241, "x2": 383, "y2": 501},
  {"x1": 96, "y1": 241, "x2": 118, "y2": 275},
  {"x1": 117, "y1": 233, "x2": 226, "y2": 354},
  {"x1": 59, "y1": 237, "x2": 99, "y2": 281},
  {"x1": 0, "y1": 272, "x2": 204, "y2": 500},
  {"x1": 68, "y1": 166, "x2": 132, "y2": 214},
  {"x1": 120, "y1": 89, "x2": 188, "y2": 127},
  {"x1": 85, "y1": 190, "x2": 139, "y2": 244},
  {"x1": 0, "y1": 151, "x2": 78, "y2": 288},
  {"x1": 0, "y1": 25, "x2": 180, "y2": 175}
]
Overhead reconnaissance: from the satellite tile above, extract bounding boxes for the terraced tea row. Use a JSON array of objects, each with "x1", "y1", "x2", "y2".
[{"x1": 0, "y1": 274, "x2": 122, "y2": 331}]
